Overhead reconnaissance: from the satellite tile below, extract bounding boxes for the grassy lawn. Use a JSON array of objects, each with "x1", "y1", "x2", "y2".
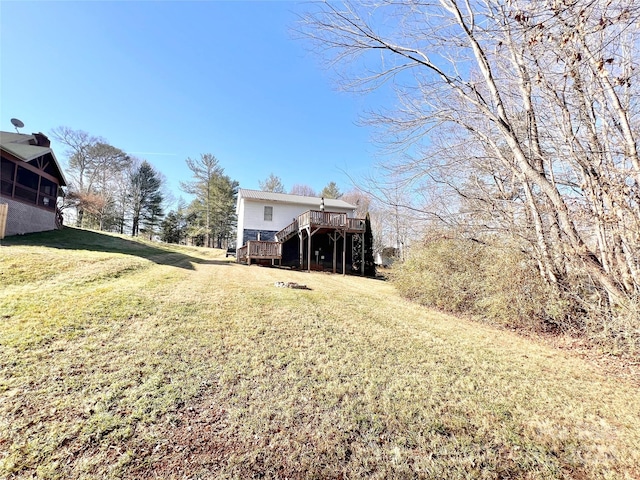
[{"x1": 1, "y1": 228, "x2": 639, "y2": 479}]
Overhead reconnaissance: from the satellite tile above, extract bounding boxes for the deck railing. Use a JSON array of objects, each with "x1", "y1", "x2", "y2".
[
  {"x1": 347, "y1": 218, "x2": 366, "y2": 232},
  {"x1": 307, "y1": 210, "x2": 347, "y2": 227},
  {"x1": 276, "y1": 210, "x2": 366, "y2": 242},
  {"x1": 237, "y1": 240, "x2": 282, "y2": 262}
]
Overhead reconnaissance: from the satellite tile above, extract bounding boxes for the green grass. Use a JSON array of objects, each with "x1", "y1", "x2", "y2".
[{"x1": 1, "y1": 228, "x2": 639, "y2": 479}]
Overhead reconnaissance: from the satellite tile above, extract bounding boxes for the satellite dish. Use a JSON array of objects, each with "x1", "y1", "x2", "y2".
[{"x1": 11, "y1": 118, "x2": 25, "y2": 132}]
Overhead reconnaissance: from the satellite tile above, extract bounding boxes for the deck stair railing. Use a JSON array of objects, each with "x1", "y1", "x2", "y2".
[{"x1": 275, "y1": 219, "x2": 299, "y2": 243}]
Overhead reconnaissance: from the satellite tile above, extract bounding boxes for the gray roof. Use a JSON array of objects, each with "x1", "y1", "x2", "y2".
[
  {"x1": 0, "y1": 131, "x2": 67, "y2": 186},
  {"x1": 238, "y1": 188, "x2": 356, "y2": 209}
]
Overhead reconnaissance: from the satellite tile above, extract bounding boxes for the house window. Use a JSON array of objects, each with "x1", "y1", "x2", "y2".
[
  {"x1": 14, "y1": 166, "x2": 39, "y2": 204},
  {"x1": 264, "y1": 206, "x2": 273, "y2": 221},
  {"x1": 1, "y1": 158, "x2": 15, "y2": 196},
  {"x1": 39, "y1": 178, "x2": 57, "y2": 210}
]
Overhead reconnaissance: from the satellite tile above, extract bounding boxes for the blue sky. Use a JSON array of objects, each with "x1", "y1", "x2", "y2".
[{"x1": 0, "y1": 1, "x2": 388, "y2": 206}]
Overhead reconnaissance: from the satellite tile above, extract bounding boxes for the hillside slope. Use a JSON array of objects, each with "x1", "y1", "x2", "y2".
[{"x1": 1, "y1": 228, "x2": 639, "y2": 479}]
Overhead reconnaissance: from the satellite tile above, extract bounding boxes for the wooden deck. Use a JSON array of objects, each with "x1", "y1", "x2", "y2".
[
  {"x1": 238, "y1": 210, "x2": 366, "y2": 273},
  {"x1": 276, "y1": 210, "x2": 365, "y2": 243},
  {"x1": 237, "y1": 240, "x2": 282, "y2": 264}
]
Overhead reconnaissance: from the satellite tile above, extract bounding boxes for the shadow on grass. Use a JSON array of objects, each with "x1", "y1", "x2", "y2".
[{"x1": 1, "y1": 227, "x2": 232, "y2": 270}]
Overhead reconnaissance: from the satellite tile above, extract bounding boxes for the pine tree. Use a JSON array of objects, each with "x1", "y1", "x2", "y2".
[
  {"x1": 129, "y1": 161, "x2": 163, "y2": 237},
  {"x1": 320, "y1": 181, "x2": 341, "y2": 199},
  {"x1": 161, "y1": 210, "x2": 187, "y2": 244},
  {"x1": 180, "y1": 153, "x2": 238, "y2": 248},
  {"x1": 364, "y1": 213, "x2": 376, "y2": 277}
]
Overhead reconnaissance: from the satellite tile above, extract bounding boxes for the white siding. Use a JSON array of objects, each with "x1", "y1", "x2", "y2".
[{"x1": 236, "y1": 197, "x2": 246, "y2": 248}]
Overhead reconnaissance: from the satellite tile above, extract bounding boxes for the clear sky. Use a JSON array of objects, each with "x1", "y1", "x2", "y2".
[{"x1": 0, "y1": 1, "x2": 387, "y2": 206}]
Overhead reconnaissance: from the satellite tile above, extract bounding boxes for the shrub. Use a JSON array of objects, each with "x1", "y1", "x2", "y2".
[
  {"x1": 391, "y1": 237, "x2": 640, "y2": 355},
  {"x1": 390, "y1": 238, "x2": 569, "y2": 330}
]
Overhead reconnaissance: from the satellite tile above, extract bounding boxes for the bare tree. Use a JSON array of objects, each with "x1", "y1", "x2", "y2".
[
  {"x1": 86, "y1": 143, "x2": 131, "y2": 230},
  {"x1": 50, "y1": 127, "x2": 101, "y2": 193},
  {"x1": 259, "y1": 173, "x2": 285, "y2": 193},
  {"x1": 51, "y1": 127, "x2": 131, "y2": 229},
  {"x1": 341, "y1": 188, "x2": 371, "y2": 218},
  {"x1": 300, "y1": 0, "x2": 640, "y2": 312},
  {"x1": 290, "y1": 184, "x2": 317, "y2": 197},
  {"x1": 50, "y1": 127, "x2": 101, "y2": 226}
]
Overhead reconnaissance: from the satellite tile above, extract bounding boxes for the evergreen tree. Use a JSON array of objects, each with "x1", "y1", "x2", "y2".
[
  {"x1": 180, "y1": 154, "x2": 223, "y2": 247},
  {"x1": 161, "y1": 210, "x2": 187, "y2": 244},
  {"x1": 180, "y1": 153, "x2": 238, "y2": 248},
  {"x1": 352, "y1": 213, "x2": 376, "y2": 277},
  {"x1": 129, "y1": 161, "x2": 163, "y2": 237},
  {"x1": 141, "y1": 198, "x2": 164, "y2": 240},
  {"x1": 364, "y1": 213, "x2": 376, "y2": 277},
  {"x1": 160, "y1": 200, "x2": 188, "y2": 244},
  {"x1": 320, "y1": 181, "x2": 341, "y2": 199},
  {"x1": 352, "y1": 233, "x2": 363, "y2": 274},
  {"x1": 209, "y1": 173, "x2": 239, "y2": 248}
]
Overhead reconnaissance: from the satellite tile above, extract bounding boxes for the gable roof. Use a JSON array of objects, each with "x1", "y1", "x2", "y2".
[
  {"x1": 0, "y1": 131, "x2": 67, "y2": 186},
  {"x1": 238, "y1": 188, "x2": 356, "y2": 210}
]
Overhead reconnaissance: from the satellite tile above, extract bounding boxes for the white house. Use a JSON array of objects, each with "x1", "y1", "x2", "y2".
[
  {"x1": 235, "y1": 189, "x2": 366, "y2": 273},
  {"x1": 235, "y1": 189, "x2": 357, "y2": 248}
]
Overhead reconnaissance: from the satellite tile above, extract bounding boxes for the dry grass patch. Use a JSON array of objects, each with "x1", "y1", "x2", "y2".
[{"x1": 1, "y1": 229, "x2": 639, "y2": 479}]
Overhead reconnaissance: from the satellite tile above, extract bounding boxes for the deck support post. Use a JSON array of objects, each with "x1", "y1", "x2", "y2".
[
  {"x1": 329, "y1": 231, "x2": 344, "y2": 274},
  {"x1": 307, "y1": 231, "x2": 312, "y2": 272},
  {"x1": 332, "y1": 233, "x2": 337, "y2": 274},
  {"x1": 308, "y1": 227, "x2": 321, "y2": 272},
  {"x1": 298, "y1": 231, "x2": 304, "y2": 270},
  {"x1": 343, "y1": 230, "x2": 347, "y2": 276},
  {"x1": 361, "y1": 233, "x2": 365, "y2": 276}
]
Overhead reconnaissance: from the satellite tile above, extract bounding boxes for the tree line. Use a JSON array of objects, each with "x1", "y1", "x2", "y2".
[
  {"x1": 52, "y1": 127, "x2": 164, "y2": 237},
  {"x1": 258, "y1": 173, "x2": 343, "y2": 200},
  {"x1": 52, "y1": 129, "x2": 356, "y2": 250},
  {"x1": 52, "y1": 127, "x2": 237, "y2": 246}
]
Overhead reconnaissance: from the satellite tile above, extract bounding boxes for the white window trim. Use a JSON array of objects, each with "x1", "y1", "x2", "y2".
[{"x1": 264, "y1": 205, "x2": 273, "y2": 221}]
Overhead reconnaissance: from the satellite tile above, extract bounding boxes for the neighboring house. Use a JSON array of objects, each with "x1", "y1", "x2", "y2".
[
  {"x1": 235, "y1": 189, "x2": 367, "y2": 274},
  {"x1": 375, "y1": 247, "x2": 398, "y2": 268},
  {"x1": 0, "y1": 131, "x2": 67, "y2": 236}
]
